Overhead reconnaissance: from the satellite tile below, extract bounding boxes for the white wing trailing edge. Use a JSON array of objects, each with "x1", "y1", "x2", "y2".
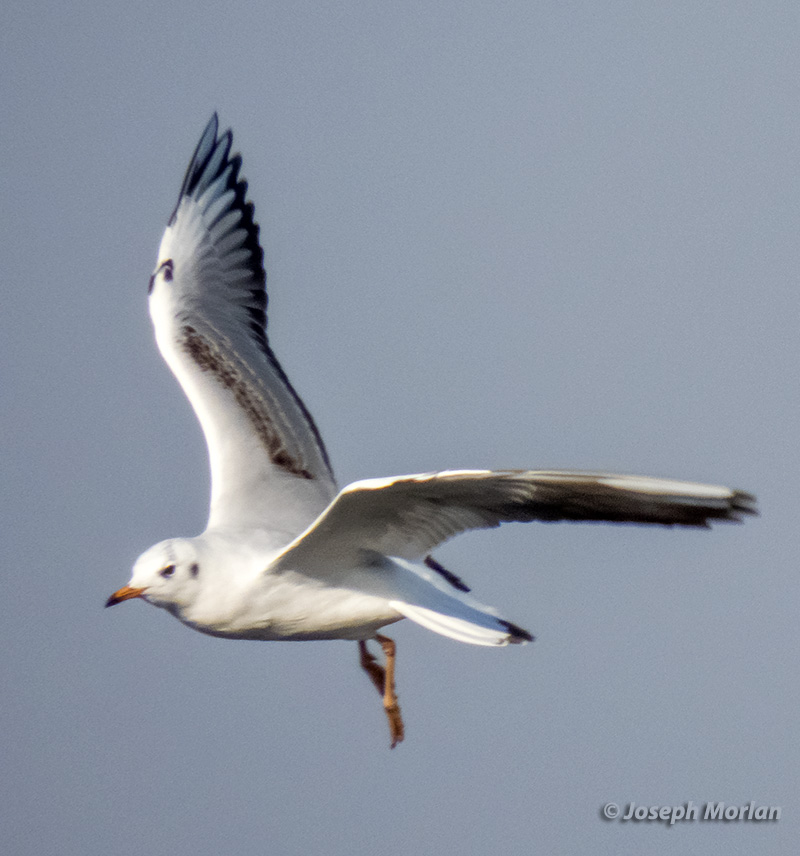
[
  {"x1": 270, "y1": 469, "x2": 757, "y2": 570},
  {"x1": 147, "y1": 114, "x2": 336, "y2": 534}
]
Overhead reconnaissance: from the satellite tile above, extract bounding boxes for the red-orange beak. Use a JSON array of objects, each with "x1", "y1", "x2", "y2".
[{"x1": 105, "y1": 585, "x2": 146, "y2": 608}]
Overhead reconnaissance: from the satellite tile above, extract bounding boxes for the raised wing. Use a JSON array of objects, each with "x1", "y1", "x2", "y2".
[
  {"x1": 148, "y1": 115, "x2": 336, "y2": 533},
  {"x1": 271, "y1": 469, "x2": 757, "y2": 570}
]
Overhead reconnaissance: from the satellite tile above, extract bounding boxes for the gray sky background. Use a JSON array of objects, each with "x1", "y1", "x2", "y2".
[{"x1": 2, "y1": 2, "x2": 797, "y2": 854}]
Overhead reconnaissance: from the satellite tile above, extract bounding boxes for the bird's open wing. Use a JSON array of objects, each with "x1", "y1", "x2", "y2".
[
  {"x1": 148, "y1": 115, "x2": 336, "y2": 532},
  {"x1": 270, "y1": 469, "x2": 756, "y2": 570}
]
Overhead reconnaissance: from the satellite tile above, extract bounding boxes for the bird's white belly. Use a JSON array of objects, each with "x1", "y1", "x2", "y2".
[{"x1": 176, "y1": 570, "x2": 403, "y2": 642}]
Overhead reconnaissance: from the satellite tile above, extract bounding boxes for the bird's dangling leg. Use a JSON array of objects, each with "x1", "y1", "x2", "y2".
[{"x1": 358, "y1": 635, "x2": 404, "y2": 748}]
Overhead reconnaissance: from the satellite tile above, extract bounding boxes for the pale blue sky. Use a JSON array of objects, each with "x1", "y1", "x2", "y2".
[{"x1": 2, "y1": 2, "x2": 797, "y2": 854}]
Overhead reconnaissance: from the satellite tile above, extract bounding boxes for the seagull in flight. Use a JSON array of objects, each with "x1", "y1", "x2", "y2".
[{"x1": 107, "y1": 115, "x2": 756, "y2": 747}]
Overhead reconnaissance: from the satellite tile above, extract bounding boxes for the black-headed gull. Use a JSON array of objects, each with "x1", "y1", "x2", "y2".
[{"x1": 107, "y1": 115, "x2": 756, "y2": 747}]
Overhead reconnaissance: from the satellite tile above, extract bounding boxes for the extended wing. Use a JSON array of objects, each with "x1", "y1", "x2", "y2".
[
  {"x1": 148, "y1": 115, "x2": 336, "y2": 533},
  {"x1": 271, "y1": 469, "x2": 756, "y2": 571}
]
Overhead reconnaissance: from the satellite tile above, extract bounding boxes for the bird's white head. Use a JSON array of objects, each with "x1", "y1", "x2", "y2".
[{"x1": 106, "y1": 538, "x2": 202, "y2": 613}]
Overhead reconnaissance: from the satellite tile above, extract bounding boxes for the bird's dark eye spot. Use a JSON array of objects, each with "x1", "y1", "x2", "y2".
[
  {"x1": 148, "y1": 260, "x2": 174, "y2": 294},
  {"x1": 159, "y1": 564, "x2": 176, "y2": 578},
  {"x1": 190, "y1": 563, "x2": 199, "y2": 578}
]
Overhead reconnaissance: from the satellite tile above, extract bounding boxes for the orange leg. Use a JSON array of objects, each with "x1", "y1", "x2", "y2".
[{"x1": 358, "y1": 635, "x2": 404, "y2": 748}]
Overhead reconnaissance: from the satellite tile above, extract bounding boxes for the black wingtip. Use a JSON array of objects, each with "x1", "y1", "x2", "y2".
[
  {"x1": 731, "y1": 490, "x2": 758, "y2": 520},
  {"x1": 500, "y1": 620, "x2": 534, "y2": 644},
  {"x1": 168, "y1": 114, "x2": 225, "y2": 225},
  {"x1": 424, "y1": 555, "x2": 471, "y2": 592}
]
